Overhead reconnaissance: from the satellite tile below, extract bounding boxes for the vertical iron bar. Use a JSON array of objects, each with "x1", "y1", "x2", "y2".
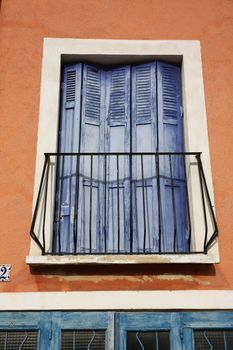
[
  {"x1": 87, "y1": 331, "x2": 96, "y2": 350},
  {"x1": 68, "y1": 155, "x2": 73, "y2": 252},
  {"x1": 155, "y1": 331, "x2": 159, "y2": 350},
  {"x1": 155, "y1": 154, "x2": 162, "y2": 253},
  {"x1": 130, "y1": 154, "x2": 133, "y2": 253},
  {"x1": 104, "y1": 154, "x2": 107, "y2": 253},
  {"x1": 203, "y1": 331, "x2": 212, "y2": 349},
  {"x1": 196, "y1": 154, "x2": 208, "y2": 253},
  {"x1": 42, "y1": 154, "x2": 50, "y2": 253},
  {"x1": 130, "y1": 65, "x2": 133, "y2": 254},
  {"x1": 141, "y1": 155, "x2": 146, "y2": 253},
  {"x1": 72, "y1": 330, "x2": 76, "y2": 350},
  {"x1": 223, "y1": 331, "x2": 227, "y2": 350},
  {"x1": 73, "y1": 154, "x2": 80, "y2": 253},
  {"x1": 136, "y1": 332, "x2": 144, "y2": 349},
  {"x1": 89, "y1": 155, "x2": 93, "y2": 253},
  {"x1": 169, "y1": 154, "x2": 177, "y2": 252},
  {"x1": 4, "y1": 331, "x2": 7, "y2": 350},
  {"x1": 117, "y1": 155, "x2": 120, "y2": 253},
  {"x1": 98, "y1": 155, "x2": 101, "y2": 253},
  {"x1": 58, "y1": 154, "x2": 65, "y2": 254},
  {"x1": 183, "y1": 154, "x2": 192, "y2": 251},
  {"x1": 19, "y1": 332, "x2": 28, "y2": 350}
]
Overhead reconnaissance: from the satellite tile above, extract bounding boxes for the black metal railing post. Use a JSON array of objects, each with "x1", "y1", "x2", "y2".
[
  {"x1": 183, "y1": 154, "x2": 192, "y2": 251},
  {"x1": 196, "y1": 154, "x2": 208, "y2": 253},
  {"x1": 29, "y1": 155, "x2": 49, "y2": 255},
  {"x1": 197, "y1": 155, "x2": 218, "y2": 253}
]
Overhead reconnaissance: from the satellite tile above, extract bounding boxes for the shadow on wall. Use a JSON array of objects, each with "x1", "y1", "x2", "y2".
[{"x1": 29, "y1": 263, "x2": 216, "y2": 278}]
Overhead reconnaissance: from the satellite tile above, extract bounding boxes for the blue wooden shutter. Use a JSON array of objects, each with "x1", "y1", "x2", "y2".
[
  {"x1": 105, "y1": 66, "x2": 131, "y2": 252},
  {"x1": 55, "y1": 61, "x2": 187, "y2": 255},
  {"x1": 131, "y1": 62, "x2": 158, "y2": 252},
  {"x1": 76, "y1": 64, "x2": 105, "y2": 253},
  {"x1": 53, "y1": 64, "x2": 82, "y2": 253},
  {"x1": 157, "y1": 61, "x2": 188, "y2": 252}
]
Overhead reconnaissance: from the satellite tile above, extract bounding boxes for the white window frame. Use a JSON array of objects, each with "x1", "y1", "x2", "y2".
[{"x1": 26, "y1": 39, "x2": 219, "y2": 265}]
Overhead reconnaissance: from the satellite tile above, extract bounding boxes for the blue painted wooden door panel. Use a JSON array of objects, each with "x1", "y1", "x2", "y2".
[
  {"x1": 157, "y1": 62, "x2": 188, "y2": 252},
  {"x1": 77, "y1": 64, "x2": 105, "y2": 253},
  {"x1": 131, "y1": 62, "x2": 158, "y2": 253},
  {"x1": 54, "y1": 61, "x2": 187, "y2": 254},
  {"x1": 105, "y1": 66, "x2": 131, "y2": 253},
  {"x1": 53, "y1": 64, "x2": 82, "y2": 253}
]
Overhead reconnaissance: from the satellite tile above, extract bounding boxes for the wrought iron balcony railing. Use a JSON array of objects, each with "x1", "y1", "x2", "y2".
[{"x1": 30, "y1": 153, "x2": 218, "y2": 255}]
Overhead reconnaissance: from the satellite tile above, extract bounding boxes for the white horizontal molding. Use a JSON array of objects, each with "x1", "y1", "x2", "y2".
[
  {"x1": 0, "y1": 291, "x2": 233, "y2": 311},
  {"x1": 26, "y1": 253, "x2": 219, "y2": 265},
  {"x1": 45, "y1": 38, "x2": 201, "y2": 56}
]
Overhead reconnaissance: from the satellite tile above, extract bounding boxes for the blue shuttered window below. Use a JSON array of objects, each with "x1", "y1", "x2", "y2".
[{"x1": 1, "y1": 312, "x2": 233, "y2": 350}]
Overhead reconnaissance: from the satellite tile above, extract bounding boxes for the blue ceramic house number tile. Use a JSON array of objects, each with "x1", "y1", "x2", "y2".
[{"x1": 0, "y1": 264, "x2": 11, "y2": 281}]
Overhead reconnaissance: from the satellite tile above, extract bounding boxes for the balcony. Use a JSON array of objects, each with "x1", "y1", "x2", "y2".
[{"x1": 29, "y1": 152, "x2": 218, "y2": 260}]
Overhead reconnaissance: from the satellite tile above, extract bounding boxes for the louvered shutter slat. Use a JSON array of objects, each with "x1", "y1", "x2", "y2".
[{"x1": 84, "y1": 67, "x2": 102, "y2": 121}]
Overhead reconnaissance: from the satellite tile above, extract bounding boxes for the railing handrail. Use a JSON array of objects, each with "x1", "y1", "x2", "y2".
[
  {"x1": 45, "y1": 152, "x2": 202, "y2": 156},
  {"x1": 30, "y1": 152, "x2": 218, "y2": 256}
]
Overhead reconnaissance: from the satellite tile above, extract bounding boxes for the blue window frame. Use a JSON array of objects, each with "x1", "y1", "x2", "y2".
[
  {"x1": 1, "y1": 311, "x2": 233, "y2": 349},
  {"x1": 116, "y1": 312, "x2": 178, "y2": 349}
]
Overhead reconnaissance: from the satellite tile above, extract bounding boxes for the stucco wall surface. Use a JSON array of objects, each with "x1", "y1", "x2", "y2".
[{"x1": 0, "y1": 0, "x2": 233, "y2": 292}]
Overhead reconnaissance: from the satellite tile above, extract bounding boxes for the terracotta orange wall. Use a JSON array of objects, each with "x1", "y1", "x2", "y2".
[{"x1": 0, "y1": 0, "x2": 233, "y2": 292}]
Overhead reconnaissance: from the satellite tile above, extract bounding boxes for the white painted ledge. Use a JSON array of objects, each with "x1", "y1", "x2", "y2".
[
  {"x1": 26, "y1": 253, "x2": 219, "y2": 265},
  {"x1": 0, "y1": 291, "x2": 233, "y2": 310}
]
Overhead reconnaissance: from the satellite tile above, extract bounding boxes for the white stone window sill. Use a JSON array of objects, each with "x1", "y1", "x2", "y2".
[{"x1": 26, "y1": 253, "x2": 219, "y2": 265}]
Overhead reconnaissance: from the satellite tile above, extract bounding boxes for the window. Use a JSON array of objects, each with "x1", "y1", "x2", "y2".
[
  {"x1": 26, "y1": 39, "x2": 218, "y2": 264},
  {"x1": 117, "y1": 312, "x2": 174, "y2": 349},
  {"x1": 127, "y1": 331, "x2": 170, "y2": 350},
  {"x1": 61, "y1": 330, "x2": 106, "y2": 350},
  {"x1": 50, "y1": 312, "x2": 112, "y2": 350},
  {"x1": 2, "y1": 311, "x2": 233, "y2": 349},
  {"x1": 53, "y1": 61, "x2": 187, "y2": 254},
  {"x1": 0, "y1": 312, "x2": 51, "y2": 349},
  {"x1": 0, "y1": 330, "x2": 38, "y2": 349},
  {"x1": 194, "y1": 330, "x2": 233, "y2": 349}
]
